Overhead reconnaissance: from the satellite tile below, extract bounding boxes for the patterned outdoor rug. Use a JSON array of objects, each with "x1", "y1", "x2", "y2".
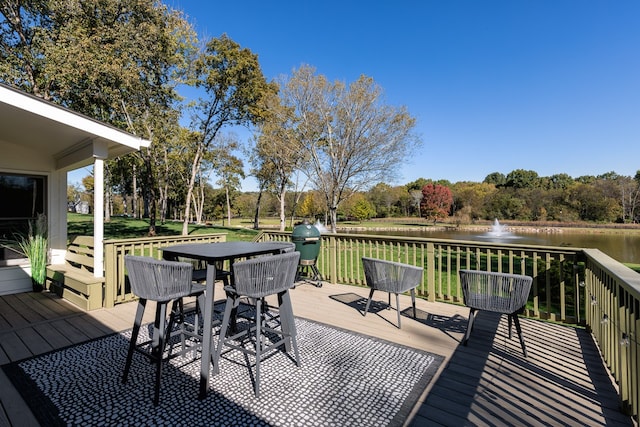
[{"x1": 3, "y1": 314, "x2": 443, "y2": 427}]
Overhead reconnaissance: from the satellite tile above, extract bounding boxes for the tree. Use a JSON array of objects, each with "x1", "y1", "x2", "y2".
[
  {"x1": 483, "y1": 172, "x2": 506, "y2": 187},
  {"x1": 298, "y1": 190, "x2": 325, "y2": 221},
  {"x1": 484, "y1": 189, "x2": 527, "y2": 220},
  {"x1": 251, "y1": 91, "x2": 305, "y2": 231},
  {"x1": 339, "y1": 193, "x2": 375, "y2": 222},
  {"x1": 181, "y1": 34, "x2": 274, "y2": 235},
  {"x1": 278, "y1": 65, "x2": 419, "y2": 232},
  {"x1": 611, "y1": 175, "x2": 639, "y2": 223},
  {"x1": 569, "y1": 183, "x2": 621, "y2": 222},
  {"x1": 632, "y1": 171, "x2": 640, "y2": 223},
  {"x1": 546, "y1": 173, "x2": 574, "y2": 190},
  {"x1": 504, "y1": 169, "x2": 540, "y2": 189},
  {"x1": 452, "y1": 181, "x2": 497, "y2": 222},
  {"x1": 213, "y1": 136, "x2": 245, "y2": 226},
  {"x1": 234, "y1": 192, "x2": 259, "y2": 218},
  {"x1": 420, "y1": 183, "x2": 453, "y2": 223},
  {"x1": 368, "y1": 183, "x2": 395, "y2": 217},
  {"x1": 81, "y1": 175, "x2": 95, "y2": 213},
  {"x1": 349, "y1": 196, "x2": 376, "y2": 222},
  {"x1": 393, "y1": 185, "x2": 414, "y2": 217},
  {"x1": 406, "y1": 178, "x2": 431, "y2": 192}
]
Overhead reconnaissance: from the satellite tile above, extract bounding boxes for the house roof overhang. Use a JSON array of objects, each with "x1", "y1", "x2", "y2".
[{"x1": 0, "y1": 83, "x2": 151, "y2": 171}]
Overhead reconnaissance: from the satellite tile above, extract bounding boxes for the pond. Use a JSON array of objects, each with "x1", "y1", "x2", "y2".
[{"x1": 342, "y1": 227, "x2": 640, "y2": 265}]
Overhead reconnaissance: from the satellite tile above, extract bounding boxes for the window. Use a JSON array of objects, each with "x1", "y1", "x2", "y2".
[{"x1": 0, "y1": 173, "x2": 47, "y2": 266}]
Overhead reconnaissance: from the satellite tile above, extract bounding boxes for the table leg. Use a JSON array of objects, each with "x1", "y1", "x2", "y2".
[
  {"x1": 278, "y1": 291, "x2": 293, "y2": 352},
  {"x1": 198, "y1": 263, "x2": 216, "y2": 400},
  {"x1": 229, "y1": 258, "x2": 238, "y2": 333}
]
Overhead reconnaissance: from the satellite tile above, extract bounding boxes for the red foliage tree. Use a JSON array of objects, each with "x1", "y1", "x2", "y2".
[{"x1": 420, "y1": 183, "x2": 453, "y2": 223}]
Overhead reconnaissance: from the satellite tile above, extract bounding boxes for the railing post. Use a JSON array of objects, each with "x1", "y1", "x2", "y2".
[
  {"x1": 329, "y1": 235, "x2": 337, "y2": 284},
  {"x1": 619, "y1": 292, "x2": 631, "y2": 414},
  {"x1": 103, "y1": 241, "x2": 115, "y2": 308},
  {"x1": 427, "y1": 242, "x2": 435, "y2": 302}
]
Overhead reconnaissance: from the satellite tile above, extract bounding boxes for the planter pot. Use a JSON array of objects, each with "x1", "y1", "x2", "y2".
[{"x1": 32, "y1": 279, "x2": 44, "y2": 293}]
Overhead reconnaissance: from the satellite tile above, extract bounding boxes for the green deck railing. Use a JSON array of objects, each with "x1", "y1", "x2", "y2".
[
  {"x1": 582, "y1": 248, "x2": 640, "y2": 418},
  {"x1": 258, "y1": 231, "x2": 584, "y2": 323}
]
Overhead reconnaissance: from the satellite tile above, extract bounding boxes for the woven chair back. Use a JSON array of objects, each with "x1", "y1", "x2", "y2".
[
  {"x1": 362, "y1": 257, "x2": 423, "y2": 293},
  {"x1": 459, "y1": 270, "x2": 533, "y2": 314},
  {"x1": 124, "y1": 255, "x2": 194, "y2": 302},
  {"x1": 232, "y1": 251, "x2": 300, "y2": 298}
]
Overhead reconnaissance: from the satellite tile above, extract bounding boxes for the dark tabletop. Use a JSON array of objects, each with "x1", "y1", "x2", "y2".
[{"x1": 161, "y1": 241, "x2": 291, "y2": 262}]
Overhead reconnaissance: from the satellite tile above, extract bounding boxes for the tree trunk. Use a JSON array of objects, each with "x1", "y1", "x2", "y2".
[
  {"x1": 225, "y1": 185, "x2": 232, "y2": 226},
  {"x1": 197, "y1": 183, "x2": 205, "y2": 223},
  {"x1": 182, "y1": 145, "x2": 203, "y2": 235},
  {"x1": 279, "y1": 190, "x2": 286, "y2": 232},
  {"x1": 159, "y1": 149, "x2": 169, "y2": 223},
  {"x1": 329, "y1": 206, "x2": 338, "y2": 233},
  {"x1": 144, "y1": 157, "x2": 157, "y2": 236},
  {"x1": 132, "y1": 164, "x2": 138, "y2": 219},
  {"x1": 253, "y1": 190, "x2": 263, "y2": 229},
  {"x1": 192, "y1": 181, "x2": 204, "y2": 224},
  {"x1": 104, "y1": 190, "x2": 111, "y2": 222},
  {"x1": 104, "y1": 165, "x2": 111, "y2": 222}
]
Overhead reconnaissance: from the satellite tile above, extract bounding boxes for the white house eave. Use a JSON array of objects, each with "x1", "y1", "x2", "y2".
[{"x1": 0, "y1": 84, "x2": 151, "y2": 152}]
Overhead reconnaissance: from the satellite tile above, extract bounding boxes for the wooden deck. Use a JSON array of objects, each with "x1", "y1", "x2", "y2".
[{"x1": 0, "y1": 281, "x2": 634, "y2": 426}]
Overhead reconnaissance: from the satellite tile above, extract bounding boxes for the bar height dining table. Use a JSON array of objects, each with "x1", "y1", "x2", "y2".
[{"x1": 161, "y1": 241, "x2": 293, "y2": 399}]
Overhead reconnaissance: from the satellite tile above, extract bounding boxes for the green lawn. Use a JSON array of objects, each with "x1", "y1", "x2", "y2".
[{"x1": 67, "y1": 213, "x2": 260, "y2": 242}]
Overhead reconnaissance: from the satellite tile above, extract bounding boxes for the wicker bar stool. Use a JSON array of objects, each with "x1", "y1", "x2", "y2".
[
  {"x1": 213, "y1": 251, "x2": 301, "y2": 397},
  {"x1": 122, "y1": 255, "x2": 205, "y2": 406}
]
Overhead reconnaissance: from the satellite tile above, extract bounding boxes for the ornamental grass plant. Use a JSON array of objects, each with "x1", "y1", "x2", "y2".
[{"x1": 17, "y1": 213, "x2": 48, "y2": 291}]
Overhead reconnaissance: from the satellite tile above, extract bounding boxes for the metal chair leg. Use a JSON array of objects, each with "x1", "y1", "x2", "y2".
[
  {"x1": 511, "y1": 314, "x2": 527, "y2": 357},
  {"x1": 363, "y1": 288, "x2": 375, "y2": 316},
  {"x1": 411, "y1": 288, "x2": 417, "y2": 319},
  {"x1": 395, "y1": 293, "x2": 402, "y2": 328},
  {"x1": 152, "y1": 301, "x2": 168, "y2": 406},
  {"x1": 463, "y1": 308, "x2": 477, "y2": 346},
  {"x1": 278, "y1": 290, "x2": 300, "y2": 365},
  {"x1": 254, "y1": 298, "x2": 262, "y2": 397},
  {"x1": 123, "y1": 299, "x2": 147, "y2": 384}
]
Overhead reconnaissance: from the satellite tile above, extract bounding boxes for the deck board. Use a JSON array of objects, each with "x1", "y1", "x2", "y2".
[
  {"x1": 0, "y1": 333, "x2": 33, "y2": 366},
  {"x1": 14, "y1": 292, "x2": 68, "y2": 319},
  {"x1": 33, "y1": 321, "x2": 74, "y2": 349},
  {"x1": 17, "y1": 327, "x2": 54, "y2": 356},
  {"x1": 2, "y1": 294, "x2": 47, "y2": 324},
  {"x1": 0, "y1": 297, "x2": 29, "y2": 329},
  {"x1": 0, "y1": 283, "x2": 635, "y2": 426}
]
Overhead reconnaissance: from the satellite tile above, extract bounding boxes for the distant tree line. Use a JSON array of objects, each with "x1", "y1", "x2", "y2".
[
  {"x1": 408, "y1": 170, "x2": 640, "y2": 225},
  {"x1": 231, "y1": 169, "x2": 640, "y2": 225},
  {"x1": 82, "y1": 167, "x2": 634, "y2": 227}
]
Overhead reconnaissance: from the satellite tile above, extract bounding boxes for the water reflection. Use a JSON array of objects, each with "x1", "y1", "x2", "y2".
[{"x1": 342, "y1": 227, "x2": 640, "y2": 264}]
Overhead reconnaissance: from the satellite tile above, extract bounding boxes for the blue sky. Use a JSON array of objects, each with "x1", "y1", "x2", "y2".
[{"x1": 72, "y1": 1, "x2": 640, "y2": 190}]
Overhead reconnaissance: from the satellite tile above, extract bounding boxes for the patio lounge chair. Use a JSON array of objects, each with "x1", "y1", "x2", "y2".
[
  {"x1": 361, "y1": 257, "x2": 423, "y2": 328},
  {"x1": 459, "y1": 269, "x2": 533, "y2": 357}
]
